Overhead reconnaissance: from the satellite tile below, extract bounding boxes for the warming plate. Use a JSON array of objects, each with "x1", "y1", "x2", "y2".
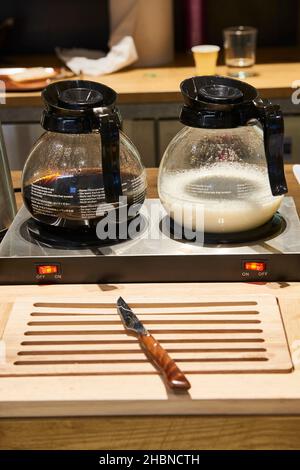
[{"x1": 0, "y1": 198, "x2": 299, "y2": 283}]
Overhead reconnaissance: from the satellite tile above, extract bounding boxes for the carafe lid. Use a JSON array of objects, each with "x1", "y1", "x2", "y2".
[
  {"x1": 41, "y1": 80, "x2": 120, "y2": 133},
  {"x1": 180, "y1": 76, "x2": 259, "y2": 128}
]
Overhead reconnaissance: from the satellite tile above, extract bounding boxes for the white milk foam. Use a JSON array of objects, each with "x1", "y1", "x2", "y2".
[{"x1": 159, "y1": 163, "x2": 283, "y2": 233}]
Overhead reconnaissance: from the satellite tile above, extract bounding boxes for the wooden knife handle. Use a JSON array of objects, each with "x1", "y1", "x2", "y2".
[{"x1": 139, "y1": 334, "x2": 191, "y2": 391}]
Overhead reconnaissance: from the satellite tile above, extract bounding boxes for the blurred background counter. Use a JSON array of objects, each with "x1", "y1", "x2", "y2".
[{"x1": 0, "y1": 0, "x2": 300, "y2": 169}]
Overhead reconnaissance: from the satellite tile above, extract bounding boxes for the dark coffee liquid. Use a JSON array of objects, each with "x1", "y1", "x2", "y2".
[{"x1": 23, "y1": 168, "x2": 146, "y2": 231}]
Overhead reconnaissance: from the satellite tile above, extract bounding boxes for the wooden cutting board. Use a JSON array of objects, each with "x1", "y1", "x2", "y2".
[{"x1": 0, "y1": 294, "x2": 292, "y2": 377}]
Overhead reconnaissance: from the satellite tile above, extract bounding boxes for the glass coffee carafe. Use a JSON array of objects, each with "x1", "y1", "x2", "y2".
[
  {"x1": 158, "y1": 76, "x2": 287, "y2": 238},
  {"x1": 22, "y1": 80, "x2": 146, "y2": 234}
]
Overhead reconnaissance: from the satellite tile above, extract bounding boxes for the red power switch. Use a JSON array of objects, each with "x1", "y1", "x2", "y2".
[{"x1": 36, "y1": 265, "x2": 59, "y2": 275}]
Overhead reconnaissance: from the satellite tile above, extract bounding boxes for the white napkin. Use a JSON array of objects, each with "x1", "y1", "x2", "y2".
[{"x1": 56, "y1": 36, "x2": 138, "y2": 76}]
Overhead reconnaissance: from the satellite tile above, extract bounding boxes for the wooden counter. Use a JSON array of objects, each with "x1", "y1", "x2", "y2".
[
  {"x1": 3, "y1": 62, "x2": 300, "y2": 107},
  {"x1": 1, "y1": 165, "x2": 300, "y2": 450}
]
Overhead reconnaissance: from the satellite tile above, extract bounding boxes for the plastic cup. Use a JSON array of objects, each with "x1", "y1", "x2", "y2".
[{"x1": 191, "y1": 45, "x2": 220, "y2": 75}]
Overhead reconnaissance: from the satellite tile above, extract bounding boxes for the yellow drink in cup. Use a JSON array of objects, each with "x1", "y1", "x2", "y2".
[{"x1": 191, "y1": 45, "x2": 220, "y2": 75}]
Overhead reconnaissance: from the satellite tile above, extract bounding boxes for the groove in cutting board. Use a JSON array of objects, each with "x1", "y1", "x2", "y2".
[
  {"x1": 17, "y1": 347, "x2": 267, "y2": 355},
  {"x1": 27, "y1": 319, "x2": 261, "y2": 326},
  {"x1": 14, "y1": 358, "x2": 269, "y2": 366},
  {"x1": 33, "y1": 301, "x2": 258, "y2": 308},
  {"x1": 0, "y1": 295, "x2": 292, "y2": 376},
  {"x1": 21, "y1": 338, "x2": 266, "y2": 345},
  {"x1": 29, "y1": 310, "x2": 260, "y2": 316},
  {"x1": 23, "y1": 328, "x2": 264, "y2": 335}
]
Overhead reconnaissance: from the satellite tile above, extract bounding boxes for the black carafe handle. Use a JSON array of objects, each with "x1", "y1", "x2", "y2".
[
  {"x1": 97, "y1": 112, "x2": 123, "y2": 203},
  {"x1": 255, "y1": 101, "x2": 288, "y2": 196}
]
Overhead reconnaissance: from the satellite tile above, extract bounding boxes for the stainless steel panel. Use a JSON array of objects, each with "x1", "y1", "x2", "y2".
[
  {"x1": 122, "y1": 119, "x2": 156, "y2": 167},
  {"x1": 0, "y1": 124, "x2": 17, "y2": 231},
  {"x1": 2, "y1": 123, "x2": 44, "y2": 170},
  {"x1": 284, "y1": 116, "x2": 300, "y2": 163},
  {"x1": 0, "y1": 198, "x2": 299, "y2": 258}
]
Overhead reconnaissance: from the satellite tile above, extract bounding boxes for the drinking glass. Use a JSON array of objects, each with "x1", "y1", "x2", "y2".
[{"x1": 223, "y1": 26, "x2": 257, "y2": 78}]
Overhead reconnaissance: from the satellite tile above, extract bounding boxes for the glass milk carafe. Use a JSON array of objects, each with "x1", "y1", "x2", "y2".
[{"x1": 158, "y1": 76, "x2": 287, "y2": 235}]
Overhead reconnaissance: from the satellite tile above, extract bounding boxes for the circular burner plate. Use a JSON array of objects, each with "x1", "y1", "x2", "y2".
[
  {"x1": 162, "y1": 213, "x2": 286, "y2": 246},
  {"x1": 25, "y1": 215, "x2": 146, "y2": 249}
]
